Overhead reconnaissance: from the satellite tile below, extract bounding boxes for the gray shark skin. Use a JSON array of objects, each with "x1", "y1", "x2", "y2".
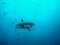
[{"x1": 16, "y1": 19, "x2": 35, "y2": 31}]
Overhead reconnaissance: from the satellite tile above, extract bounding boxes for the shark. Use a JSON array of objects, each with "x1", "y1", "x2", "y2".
[{"x1": 16, "y1": 19, "x2": 35, "y2": 31}]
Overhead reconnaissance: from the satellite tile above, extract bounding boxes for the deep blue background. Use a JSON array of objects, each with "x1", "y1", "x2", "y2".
[{"x1": 0, "y1": 0, "x2": 60, "y2": 45}]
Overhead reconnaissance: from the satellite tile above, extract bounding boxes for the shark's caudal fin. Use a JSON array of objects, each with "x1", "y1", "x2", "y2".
[{"x1": 27, "y1": 28, "x2": 31, "y2": 31}]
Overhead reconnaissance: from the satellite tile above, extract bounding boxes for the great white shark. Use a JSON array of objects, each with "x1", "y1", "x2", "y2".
[{"x1": 16, "y1": 19, "x2": 35, "y2": 31}]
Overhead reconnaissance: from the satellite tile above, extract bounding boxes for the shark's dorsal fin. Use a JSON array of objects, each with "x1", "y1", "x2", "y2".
[{"x1": 21, "y1": 19, "x2": 24, "y2": 22}]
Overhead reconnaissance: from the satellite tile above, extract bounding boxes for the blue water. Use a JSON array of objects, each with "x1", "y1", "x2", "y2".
[{"x1": 0, "y1": 0, "x2": 60, "y2": 45}]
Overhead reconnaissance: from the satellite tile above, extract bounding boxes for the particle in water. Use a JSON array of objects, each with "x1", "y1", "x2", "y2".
[
  {"x1": 12, "y1": 22, "x2": 15, "y2": 24},
  {"x1": 16, "y1": 33, "x2": 19, "y2": 36},
  {"x1": 38, "y1": 4, "x2": 40, "y2": 6},
  {"x1": 0, "y1": 29, "x2": 5, "y2": 32},
  {"x1": 43, "y1": 26, "x2": 47, "y2": 30},
  {"x1": 13, "y1": 12, "x2": 16, "y2": 13},
  {"x1": 16, "y1": 6, "x2": 19, "y2": 7},
  {"x1": 0, "y1": 41, "x2": 5, "y2": 44},
  {"x1": 3, "y1": 12, "x2": 6, "y2": 16},
  {"x1": 15, "y1": 19, "x2": 17, "y2": 21},
  {"x1": 17, "y1": 38, "x2": 19, "y2": 40},
  {"x1": 2, "y1": 2, "x2": 6, "y2": 4},
  {"x1": 7, "y1": 30, "x2": 10, "y2": 32}
]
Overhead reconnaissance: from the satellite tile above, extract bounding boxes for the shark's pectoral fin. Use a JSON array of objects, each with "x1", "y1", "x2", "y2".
[{"x1": 27, "y1": 28, "x2": 31, "y2": 31}]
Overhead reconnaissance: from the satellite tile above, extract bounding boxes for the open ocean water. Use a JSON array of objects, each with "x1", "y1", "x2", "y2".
[{"x1": 0, "y1": 0, "x2": 60, "y2": 45}]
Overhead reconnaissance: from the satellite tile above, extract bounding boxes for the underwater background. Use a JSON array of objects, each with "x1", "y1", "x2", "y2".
[{"x1": 0, "y1": 0, "x2": 60, "y2": 45}]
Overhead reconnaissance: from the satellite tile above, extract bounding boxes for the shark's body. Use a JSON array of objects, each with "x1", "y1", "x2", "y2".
[{"x1": 16, "y1": 19, "x2": 35, "y2": 31}]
